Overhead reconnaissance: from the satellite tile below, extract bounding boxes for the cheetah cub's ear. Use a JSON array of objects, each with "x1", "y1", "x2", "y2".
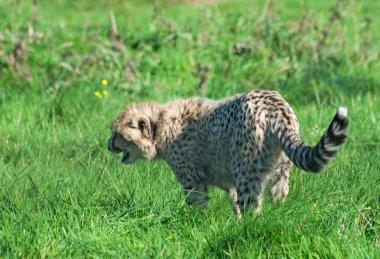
[{"x1": 136, "y1": 114, "x2": 152, "y2": 139}]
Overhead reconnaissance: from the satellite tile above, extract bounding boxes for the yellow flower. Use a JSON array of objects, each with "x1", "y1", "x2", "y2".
[
  {"x1": 102, "y1": 79, "x2": 108, "y2": 86},
  {"x1": 94, "y1": 91, "x2": 103, "y2": 98},
  {"x1": 103, "y1": 90, "x2": 109, "y2": 97}
]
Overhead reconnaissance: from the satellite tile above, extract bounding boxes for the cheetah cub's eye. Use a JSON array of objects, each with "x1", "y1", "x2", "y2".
[{"x1": 138, "y1": 120, "x2": 146, "y2": 131}]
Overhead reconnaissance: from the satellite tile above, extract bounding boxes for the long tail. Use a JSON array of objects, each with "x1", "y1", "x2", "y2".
[{"x1": 279, "y1": 107, "x2": 348, "y2": 173}]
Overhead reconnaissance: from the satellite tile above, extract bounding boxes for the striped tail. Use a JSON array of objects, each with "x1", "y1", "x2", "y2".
[{"x1": 280, "y1": 107, "x2": 348, "y2": 173}]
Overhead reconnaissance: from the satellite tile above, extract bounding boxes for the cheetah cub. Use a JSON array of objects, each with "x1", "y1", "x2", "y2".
[{"x1": 108, "y1": 90, "x2": 348, "y2": 218}]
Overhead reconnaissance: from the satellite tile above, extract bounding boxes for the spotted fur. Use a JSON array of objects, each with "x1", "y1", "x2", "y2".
[{"x1": 108, "y1": 90, "x2": 348, "y2": 218}]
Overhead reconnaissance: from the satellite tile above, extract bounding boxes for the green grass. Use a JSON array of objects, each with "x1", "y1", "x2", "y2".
[{"x1": 1, "y1": 0, "x2": 379, "y2": 257}]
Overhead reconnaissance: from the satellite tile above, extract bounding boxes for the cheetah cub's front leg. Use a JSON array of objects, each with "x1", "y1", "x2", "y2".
[
  {"x1": 183, "y1": 184, "x2": 209, "y2": 209},
  {"x1": 228, "y1": 187, "x2": 242, "y2": 219},
  {"x1": 175, "y1": 169, "x2": 209, "y2": 208}
]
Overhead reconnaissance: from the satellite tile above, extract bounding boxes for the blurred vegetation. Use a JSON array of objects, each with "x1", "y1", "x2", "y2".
[{"x1": 1, "y1": 0, "x2": 379, "y2": 104}]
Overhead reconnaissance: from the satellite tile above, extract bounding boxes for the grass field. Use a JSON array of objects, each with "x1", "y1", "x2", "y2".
[{"x1": 1, "y1": 0, "x2": 379, "y2": 257}]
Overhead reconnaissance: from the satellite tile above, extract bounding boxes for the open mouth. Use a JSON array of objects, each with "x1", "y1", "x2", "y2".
[{"x1": 122, "y1": 152, "x2": 130, "y2": 163}]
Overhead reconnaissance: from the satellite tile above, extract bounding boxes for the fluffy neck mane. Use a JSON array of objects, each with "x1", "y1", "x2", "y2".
[{"x1": 153, "y1": 98, "x2": 207, "y2": 149}]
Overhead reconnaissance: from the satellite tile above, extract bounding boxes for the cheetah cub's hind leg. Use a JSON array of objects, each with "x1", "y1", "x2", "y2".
[
  {"x1": 234, "y1": 170, "x2": 265, "y2": 216},
  {"x1": 268, "y1": 154, "x2": 292, "y2": 203}
]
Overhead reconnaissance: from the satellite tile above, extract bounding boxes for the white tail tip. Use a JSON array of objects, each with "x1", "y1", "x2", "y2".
[{"x1": 337, "y1": 107, "x2": 348, "y2": 119}]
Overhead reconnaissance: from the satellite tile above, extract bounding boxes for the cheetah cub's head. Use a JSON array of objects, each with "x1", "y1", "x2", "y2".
[{"x1": 108, "y1": 103, "x2": 158, "y2": 165}]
